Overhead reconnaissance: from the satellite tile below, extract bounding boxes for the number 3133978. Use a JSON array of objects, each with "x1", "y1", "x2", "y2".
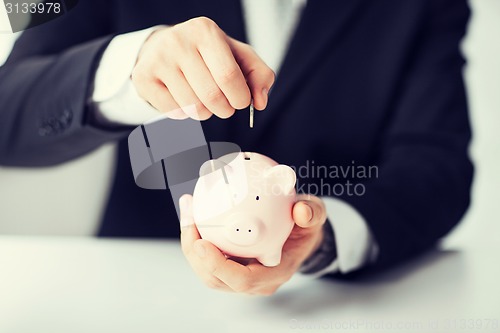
[{"x1": 5, "y1": 2, "x2": 62, "y2": 14}]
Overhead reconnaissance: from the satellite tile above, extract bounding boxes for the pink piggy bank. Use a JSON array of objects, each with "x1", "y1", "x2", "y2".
[{"x1": 192, "y1": 152, "x2": 297, "y2": 267}]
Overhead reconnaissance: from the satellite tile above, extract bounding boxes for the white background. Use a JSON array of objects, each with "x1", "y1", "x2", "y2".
[{"x1": 0, "y1": 0, "x2": 499, "y2": 245}]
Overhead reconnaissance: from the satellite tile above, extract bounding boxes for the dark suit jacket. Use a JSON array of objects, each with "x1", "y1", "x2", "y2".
[{"x1": 0, "y1": 0, "x2": 473, "y2": 273}]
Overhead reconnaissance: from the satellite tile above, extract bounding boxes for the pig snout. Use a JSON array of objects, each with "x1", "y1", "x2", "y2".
[{"x1": 224, "y1": 214, "x2": 264, "y2": 246}]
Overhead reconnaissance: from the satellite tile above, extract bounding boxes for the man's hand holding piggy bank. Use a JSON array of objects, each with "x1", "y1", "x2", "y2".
[{"x1": 179, "y1": 152, "x2": 327, "y2": 295}]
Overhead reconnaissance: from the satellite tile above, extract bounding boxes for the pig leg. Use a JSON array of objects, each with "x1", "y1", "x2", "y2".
[{"x1": 257, "y1": 250, "x2": 282, "y2": 267}]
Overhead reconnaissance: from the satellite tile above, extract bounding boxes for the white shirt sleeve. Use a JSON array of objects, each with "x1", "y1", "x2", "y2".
[
  {"x1": 92, "y1": 26, "x2": 165, "y2": 126},
  {"x1": 301, "y1": 197, "x2": 379, "y2": 278}
]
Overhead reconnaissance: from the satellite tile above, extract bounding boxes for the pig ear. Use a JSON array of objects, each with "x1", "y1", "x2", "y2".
[{"x1": 264, "y1": 165, "x2": 296, "y2": 195}]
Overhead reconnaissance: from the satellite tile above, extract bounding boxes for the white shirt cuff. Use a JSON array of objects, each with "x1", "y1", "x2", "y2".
[
  {"x1": 301, "y1": 197, "x2": 379, "y2": 278},
  {"x1": 92, "y1": 26, "x2": 165, "y2": 126}
]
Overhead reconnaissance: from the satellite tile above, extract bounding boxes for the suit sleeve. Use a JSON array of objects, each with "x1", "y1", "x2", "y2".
[
  {"x1": 0, "y1": 0, "x2": 129, "y2": 167},
  {"x1": 337, "y1": 0, "x2": 473, "y2": 274}
]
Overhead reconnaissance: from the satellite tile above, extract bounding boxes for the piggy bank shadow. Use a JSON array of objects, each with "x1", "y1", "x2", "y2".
[{"x1": 260, "y1": 249, "x2": 465, "y2": 316}]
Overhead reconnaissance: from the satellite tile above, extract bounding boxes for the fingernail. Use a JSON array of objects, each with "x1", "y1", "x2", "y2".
[
  {"x1": 194, "y1": 242, "x2": 206, "y2": 258},
  {"x1": 262, "y1": 88, "x2": 268, "y2": 106},
  {"x1": 179, "y1": 195, "x2": 192, "y2": 227},
  {"x1": 179, "y1": 195, "x2": 190, "y2": 212},
  {"x1": 303, "y1": 203, "x2": 313, "y2": 222}
]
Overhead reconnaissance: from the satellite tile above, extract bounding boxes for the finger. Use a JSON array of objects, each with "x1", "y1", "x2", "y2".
[
  {"x1": 200, "y1": 275, "x2": 234, "y2": 292},
  {"x1": 178, "y1": 195, "x2": 233, "y2": 291},
  {"x1": 292, "y1": 201, "x2": 313, "y2": 227},
  {"x1": 179, "y1": 195, "x2": 200, "y2": 255},
  {"x1": 227, "y1": 38, "x2": 275, "y2": 111},
  {"x1": 189, "y1": 240, "x2": 233, "y2": 292},
  {"x1": 292, "y1": 195, "x2": 327, "y2": 229},
  {"x1": 158, "y1": 67, "x2": 213, "y2": 121},
  {"x1": 179, "y1": 194, "x2": 194, "y2": 227},
  {"x1": 165, "y1": 107, "x2": 189, "y2": 120},
  {"x1": 180, "y1": 52, "x2": 235, "y2": 119},
  {"x1": 197, "y1": 31, "x2": 251, "y2": 110},
  {"x1": 188, "y1": 243, "x2": 234, "y2": 292},
  {"x1": 133, "y1": 77, "x2": 181, "y2": 115},
  {"x1": 195, "y1": 239, "x2": 259, "y2": 292},
  {"x1": 197, "y1": 241, "x2": 293, "y2": 293}
]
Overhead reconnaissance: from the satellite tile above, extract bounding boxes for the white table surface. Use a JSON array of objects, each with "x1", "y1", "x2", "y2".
[{"x1": 0, "y1": 236, "x2": 498, "y2": 333}]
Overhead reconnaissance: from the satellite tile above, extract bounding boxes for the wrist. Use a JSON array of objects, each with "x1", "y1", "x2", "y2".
[
  {"x1": 299, "y1": 219, "x2": 337, "y2": 274},
  {"x1": 310, "y1": 224, "x2": 325, "y2": 257},
  {"x1": 92, "y1": 26, "x2": 166, "y2": 127}
]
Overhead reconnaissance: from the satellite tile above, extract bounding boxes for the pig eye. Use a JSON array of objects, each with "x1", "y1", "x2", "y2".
[{"x1": 255, "y1": 196, "x2": 260, "y2": 200}]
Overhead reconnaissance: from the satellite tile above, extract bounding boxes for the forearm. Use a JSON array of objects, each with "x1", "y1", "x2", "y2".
[
  {"x1": 341, "y1": 141, "x2": 473, "y2": 271},
  {"x1": 0, "y1": 0, "x2": 129, "y2": 166},
  {"x1": 0, "y1": 35, "x2": 130, "y2": 166},
  {"x1": 337, "y1": 0, "x2": 473, "y2": 272}
]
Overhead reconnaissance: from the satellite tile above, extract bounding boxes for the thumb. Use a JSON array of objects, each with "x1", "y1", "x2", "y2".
[
  {"x1": 179, "y1": 194, "x2": 194, "y2": 228},
  {"x1": 227, "y1": 37, "x2": 275, "y2": 111},
  {"x1": 292, "y1": 195, "x2": 327, "y2": 229}
]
